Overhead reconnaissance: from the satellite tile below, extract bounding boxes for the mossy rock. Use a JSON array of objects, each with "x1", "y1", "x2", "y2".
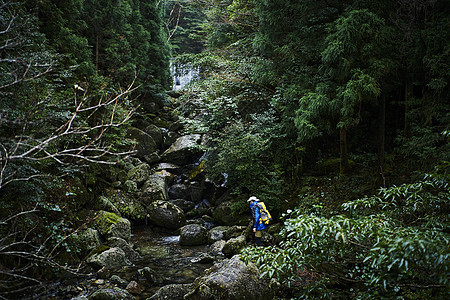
[{"x1": 94, "y1": 211, "x2": 131, "y2": 241}]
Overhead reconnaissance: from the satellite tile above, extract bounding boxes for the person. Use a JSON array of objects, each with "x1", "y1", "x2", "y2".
[{"x1": 247, "y1": 196, "x2": 266, "y2": 246}]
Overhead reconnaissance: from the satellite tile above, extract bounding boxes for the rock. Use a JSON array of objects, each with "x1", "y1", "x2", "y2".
[
  {"x1": 222, "y1": 235, "x2": 246, "y2": 257},
  {"x1": 144, "y1": 124, "x2": 163, "y2": 147},
  {"x1": 170, "y1": 199, "x2": 195, "y2": 212},
  {"x1": 97, "y1": 196, "x2": 121, "y2": 216},
  {"x1": 179, "y1": 224, "x2": 207, "y2": 246},
  {"x1": 184, "y1": 255, "x2": 274, "y2": 300},
  {"x1": 86, "y1": 247, "x2": 132, "y2": 270},
  {"x1": 191, "y1": 253, "x2": 215, "y2": 264},
  {"x1": 146, "y1": 200, "x2": 186, "y2": 229},
  {"x1": 102, "y1": 190, "x2": 146, "y2": 222},
  {"x1": 140, "y1": 174, "x2": 169, "y2": 206},
  {"x1": 110, "y1": 275, "x2": 128, "y2": 287},
  {"x1": 88, "y1": 287, "x2": 135, "y2": 300},
  {"x1": 207, "y1": 226, "x2": 228, "y2": 244},
  {"x1": 208, "y1": 240, "x2": 226, "y2": 257},
  {"x1": 139, "y1": 267, "x2": 163, "y2": 285},
  {"x1": 224, "y1": 225, "x2": 246, "y2": 240},
  {"x1": 161, "y1": 134, "x2": 202, "y2": 165},
  {"x1": 73, "y1": 228, "x2": 102, "y2": 256},
  {"x1": 126, "y1": 281, "x2": 144, "y2": 295},
  {"x1": 168, "y1": 183, "x2": 190, "y2": 200},
  {"x1": 211, "y1": 201, "x2": 234, "y2": 225},
  {"x1": 126, "y1": 127, "x2": 158, "y2": 160},
  {"x1": 127, "y1": 163, "x2": 152, "y2": 186},
  {"x1": 106, "y1": 237, "x2": 141, "y2": 261},
  {"x1": 94, "y1": 211, "x2": 132, "y2": 242},
  {"x1": 154, "y1": 162, "x2": 181, "y2": 173},
  {"x1": 148, "y1": 284, "x2": 192, "y2": 300},
  {"x1": 163, "y1": 131, "x2": 180, "y2": 149}
]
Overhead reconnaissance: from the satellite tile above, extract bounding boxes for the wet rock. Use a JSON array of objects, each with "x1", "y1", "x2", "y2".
[
  {"x1": 148, "y1": 283, "x2": 192, "y2": 300},
  {"x1": 140, "y1": 267, "x2": 163, "y2": 285},
  {"x1": 110, "y1": 275, "x2": 128, "y2": 287},
  {"x1": 88, "y1": 287, "x2": 135, "y2": 300},
  {"x1": 127, "y1": 163, "x2": 152, "y2": 186},
  {"x1": 184, "y1": 255, "x2": 274, "y2": 300},
  {"x1": 179, "y1": 224, "x2": 207, "y2": 246},
  {"x1": 208, "y1": 240, "x2": 226, "y2": 257},
  {"x1": 161, "y1": 134, "x2": 202, "y2": 165},
  {"x1": 222, "y1": 235, "x2": 246, "y2": 257},
  {"x1": 146, "y1": 200, "x2": 186, "y2": 229},
  {"x1": 106, "y1": 237, "x2": 141, "y2": 261},
  {"x1": 86, "y1": 247, "x2": 132, "y2": 270},
  {"x1": 191, "y1": 253, "x2": 215, "y2": 264},
  {"x1": 126, "y1": 127, "x2": 158, "y2": 160},
  {"x1": 140, "y1": 174, "x2": 169, "y2": 206},
  {"x1": 154, "y1": 162, "x2": 181, "y2": 173},
  {"x1": 168, "y1": 183, "x2": 190, "y2": 200},
  {"x1": 126, "y1": 281, "x2": 144, "y2": 295},
  {"x1": 170, "y1": 199, "x2": 195, "y2": 212},
  {"x1": 94, "y1": 211, "x2": 132, "y2": 242},
  {"x1": 224, "y1": 225, "x2": 246, "y2": 240}
]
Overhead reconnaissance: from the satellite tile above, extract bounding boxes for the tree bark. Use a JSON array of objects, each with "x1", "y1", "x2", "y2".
[{"x1": 340, "y1": 126, "x2": 349, "y2": 174}]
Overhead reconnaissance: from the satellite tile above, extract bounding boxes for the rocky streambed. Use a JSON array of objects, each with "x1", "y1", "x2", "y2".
[{"x1": 36, "y1": 125, "x2": 280, "y2": 299}]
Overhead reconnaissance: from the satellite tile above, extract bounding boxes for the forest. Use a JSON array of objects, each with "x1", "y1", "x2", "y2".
[{"x1": 0, "y1": 0, "x2": 448, "y2": 299}]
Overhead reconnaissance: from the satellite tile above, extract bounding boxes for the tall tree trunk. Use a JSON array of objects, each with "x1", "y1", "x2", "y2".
[
  {"x1": 340, "y1": 126, "x2": 349, "y2": 174},
  {"x1": 378, "y1": 88, "x2": 386, "y2": 187}
]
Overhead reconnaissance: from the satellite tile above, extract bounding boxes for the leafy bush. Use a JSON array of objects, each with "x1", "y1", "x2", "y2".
[{"x1": 241, "y1": 165, "x2": 449, "y2": 298}]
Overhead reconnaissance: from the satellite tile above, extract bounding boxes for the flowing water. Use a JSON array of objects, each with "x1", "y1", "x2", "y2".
[{"x1": 34, "y1": 226, "x2": 213, "y2": 299}]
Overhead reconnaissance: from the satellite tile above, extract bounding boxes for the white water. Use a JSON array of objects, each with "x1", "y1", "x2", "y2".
[{"x1": 171, "y1": 62, "x2": 200, "y2": 90}]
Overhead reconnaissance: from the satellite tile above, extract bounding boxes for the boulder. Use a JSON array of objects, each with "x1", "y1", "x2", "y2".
[
  {"x1": 144, "y1": 124, "x2": 163, "y2": 147},
  {"x1": 96, "y1": 196, "x2": 121, "y2": 216},
  {"x1": 126, "y1": 281, "x2": 144, "y2": 295},
  {"x1": 88, "y1": 287, "x2": 135, "y2": 300},
  {"x1": 168, "y1": 183, "x2": 190, "y2": 200},
  {"x1": 147, "y1": 200, "x2": 186, "y2": 229},
  {"x1": 102, "y1": 190, "x2": 146, "y2": 222},
  {"x1": 106, "y1": 237, "x2": 141, "y2": 261},
  {"x1": 86, "y1": 247, "x2": 132, "y2": 270},
  {"x1": 126, "y1": 127, "x2": 158, "y2": 159},
  {"x1": 148, "y1": 284, "x2": 192, "y2": 300},
  {"x1": 163, "y1": 130, "x2": 180, "y2": 149},
  {"x1": 211, "y1": 201, "x2": 235, "y2": 225},
  {"x1": 140, "y1": 266, "x2": 163, "y2": 285},
  {"x1": 127, "y1": 163, "x2": 152, "y2": 186},
  {"x1": 208, "y1": 240, "x2": 226, "y2": 257},
  {"x1": 184, "y1": 255, "x2": 274, "y2": 300},
  {"x1": 73, "y1": 228, "x2": 102, "y2": 256},
  {"x1": 170, "y1": 199, "x2": 195, "y2": 213},
  {"x1": 207, "y1": 226, "x2": 228, "y2": 244},
  {"x1": 161, "y1": 134, "x2": 202, "y2": 165},
  {"x1": 222, "y1": 235, "x2": 246, "y2": 257},
  {"x1": 140, "y1": 174, "x2": 169, "y2": 206},
  {"x1": 94, "y1": 211, "x2": 132, "y2": 242},
  {"x1": 179, "y1": 224, "x2": 208, "y2": 246}
]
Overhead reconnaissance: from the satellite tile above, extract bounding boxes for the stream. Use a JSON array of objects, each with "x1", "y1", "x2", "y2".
[{"x1": 38, "y1": 226, "x2": 213, "y2": 300}]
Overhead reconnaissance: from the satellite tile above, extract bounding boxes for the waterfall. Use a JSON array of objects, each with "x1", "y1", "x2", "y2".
[{"x1": 171, "y1": 61, "x2": 200, "y2": 90}]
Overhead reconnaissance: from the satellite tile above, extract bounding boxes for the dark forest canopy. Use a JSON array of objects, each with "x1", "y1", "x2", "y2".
[{"x1": 0, "y1": 0, "x2": 449, "y2": 299}]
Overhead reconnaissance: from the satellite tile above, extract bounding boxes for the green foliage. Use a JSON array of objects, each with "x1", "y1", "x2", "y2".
[{"x1": 241, "y1": 167, "x2": 449, "y2": 298}]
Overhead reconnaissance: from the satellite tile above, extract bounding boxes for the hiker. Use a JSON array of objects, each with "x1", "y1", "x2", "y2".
[{"x1": 247, "y1": 196, "x2": 266, "y2": 246}]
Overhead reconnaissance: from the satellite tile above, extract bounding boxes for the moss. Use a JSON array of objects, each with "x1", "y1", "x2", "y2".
[
  {"x1": 86, "y1": 244, "x2": 110, "y2": 259},
  {"x1": 94, "y1": 211, "x2": 121, "y2": 235}
]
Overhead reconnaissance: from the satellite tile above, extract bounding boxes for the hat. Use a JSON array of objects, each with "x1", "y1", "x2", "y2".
[{"x1": 247, "y1": 196, "x2": 258, "y2": 203}]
